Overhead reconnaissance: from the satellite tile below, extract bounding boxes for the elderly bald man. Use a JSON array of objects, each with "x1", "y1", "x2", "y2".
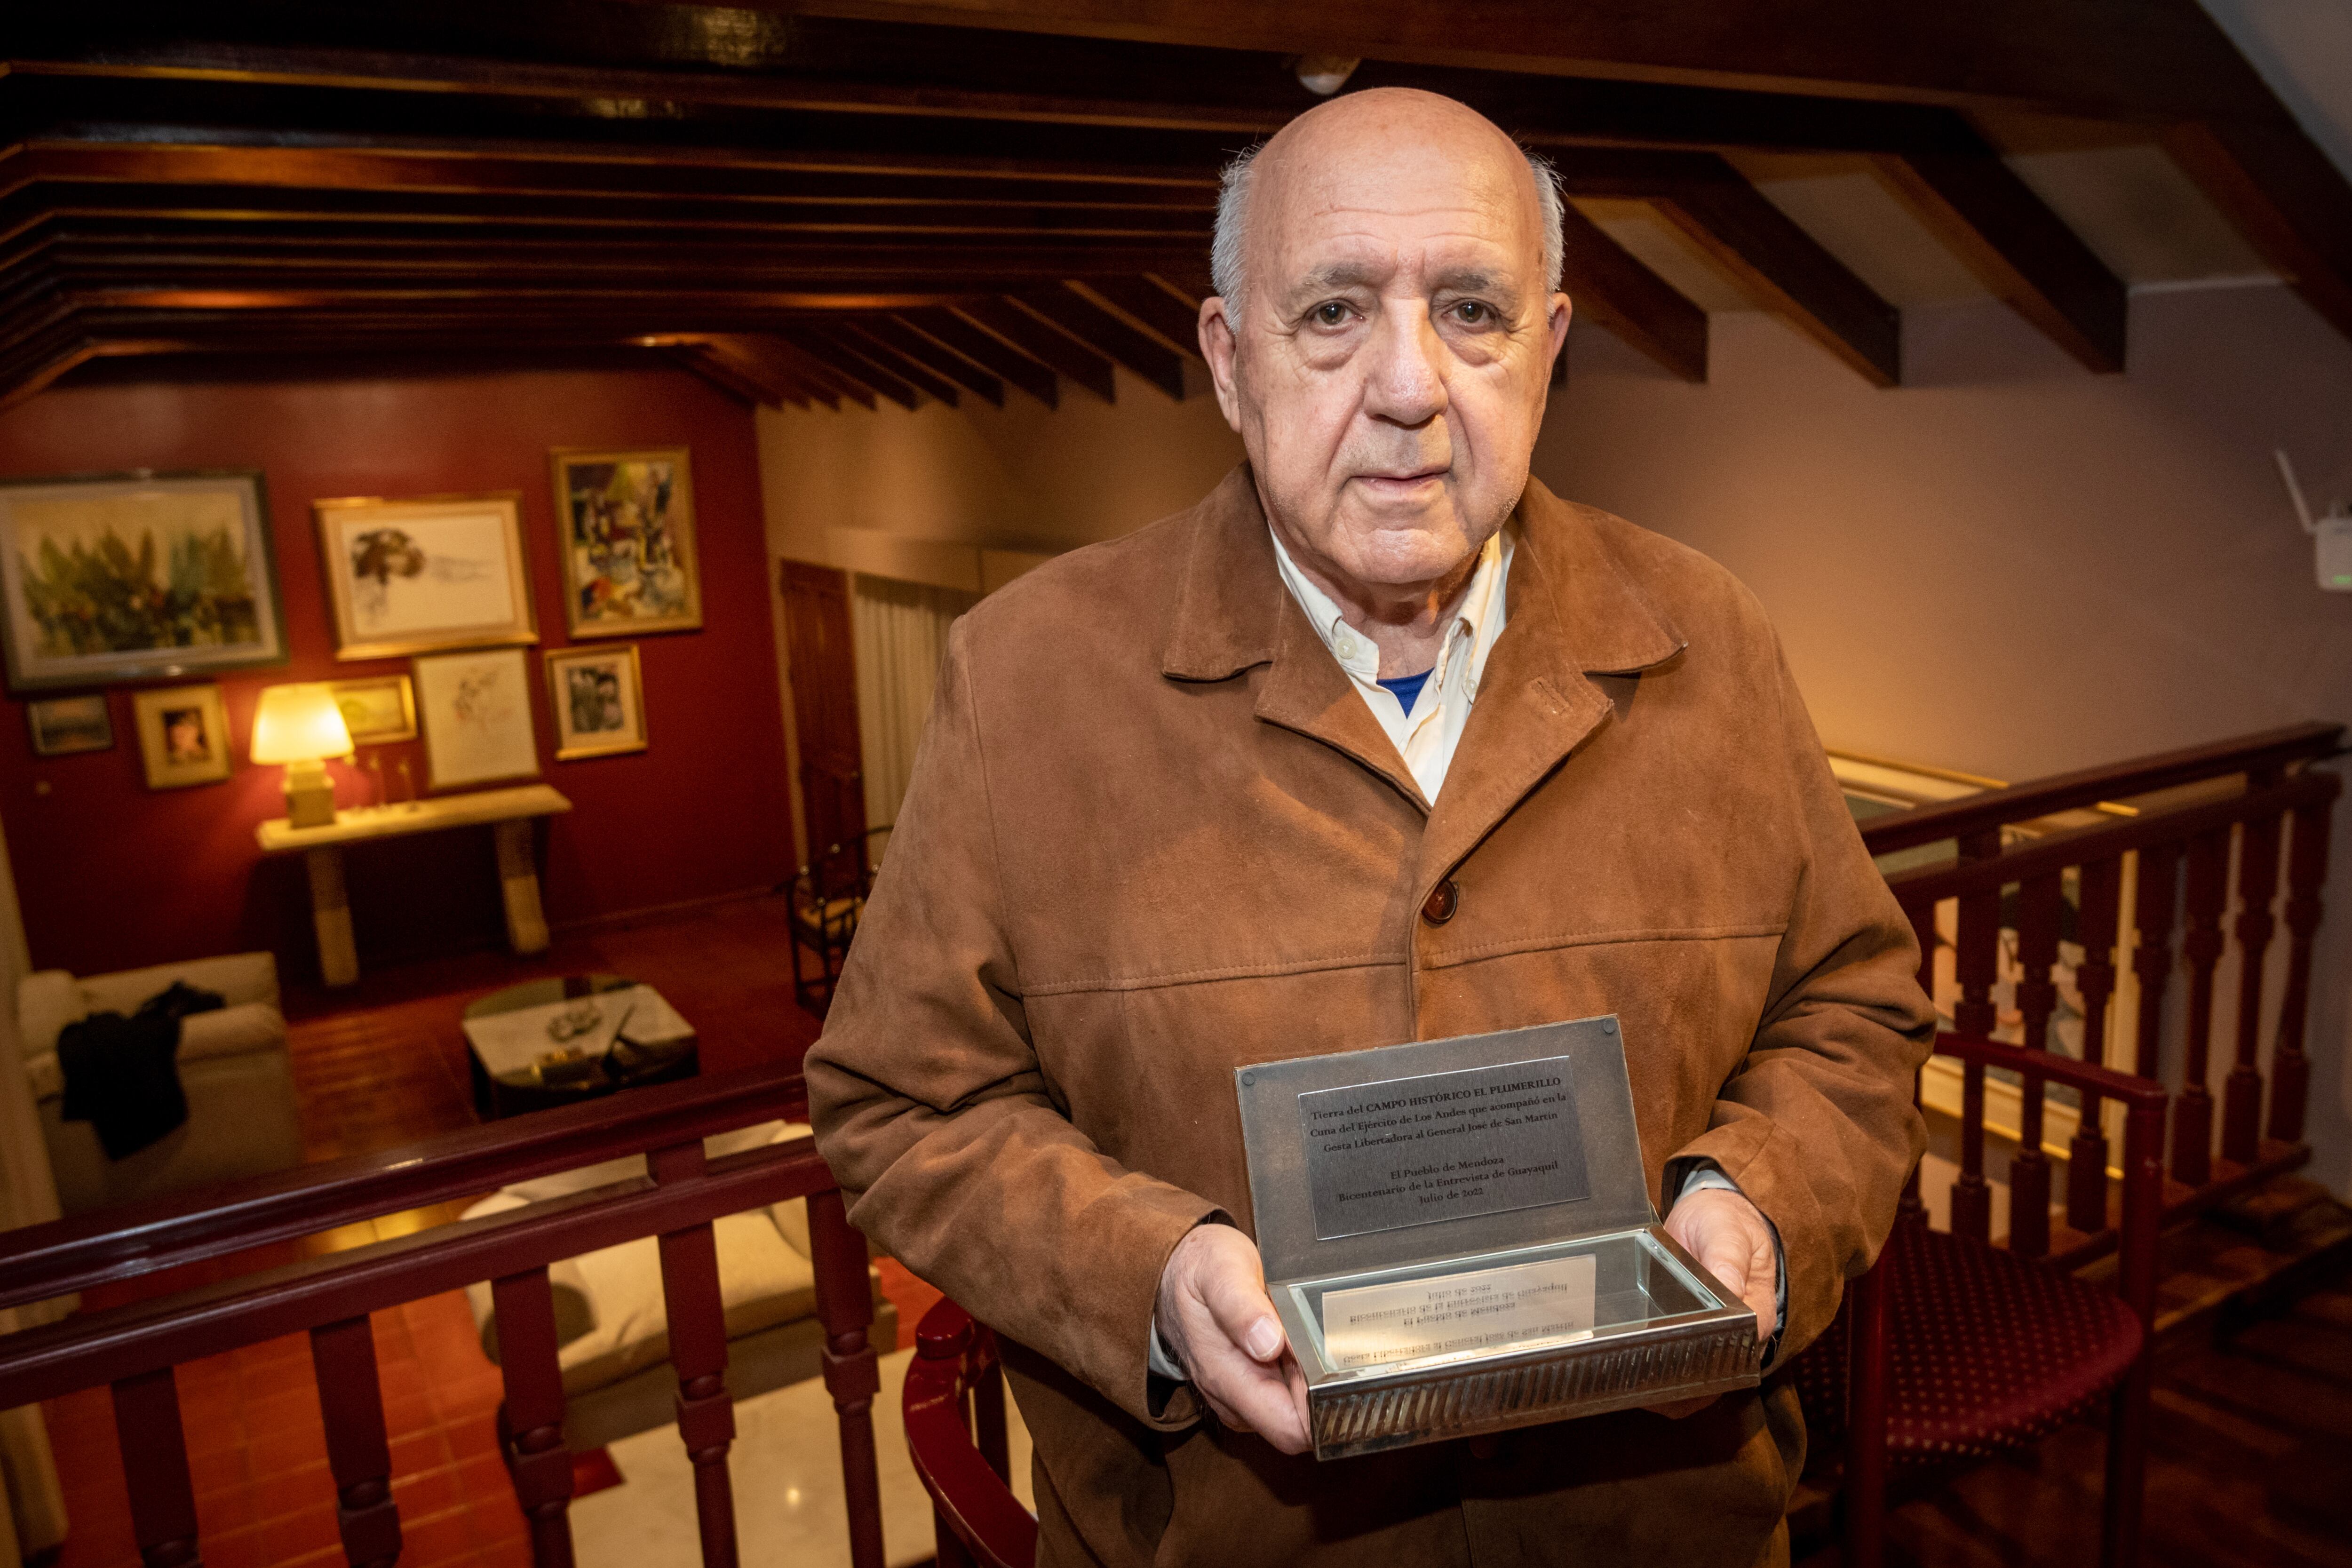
[{"x1": 810, "y1": 88, "x2": 1932, "y2": 1568}]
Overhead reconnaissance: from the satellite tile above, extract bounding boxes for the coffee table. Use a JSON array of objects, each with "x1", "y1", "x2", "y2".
[{"x1": 462, "y1": 973, "x2": 698, "y2": 1120}]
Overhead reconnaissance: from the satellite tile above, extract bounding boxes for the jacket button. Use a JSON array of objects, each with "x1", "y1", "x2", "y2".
[{"x1": 1421, "y1": 879, "x2": 1459, "y2": 925}]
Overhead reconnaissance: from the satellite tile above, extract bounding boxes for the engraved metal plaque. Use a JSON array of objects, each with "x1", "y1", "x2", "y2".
[
  {"x1": 1297, "y1": 1056, "x2": 1592, "y2": 1240},
  {"x1": 1236, "y1": 1018, "x2": 1764, "y2": 1460}
]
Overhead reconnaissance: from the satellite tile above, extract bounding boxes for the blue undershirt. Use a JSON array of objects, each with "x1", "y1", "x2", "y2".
[{"x1": 1376, "y1": 669, "x2": 1431, "y2": 714}]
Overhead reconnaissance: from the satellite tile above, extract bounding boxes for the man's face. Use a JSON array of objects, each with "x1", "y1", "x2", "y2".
[{"x1": 1202, "y1": 97, "x2": 1570, "y2": 595}]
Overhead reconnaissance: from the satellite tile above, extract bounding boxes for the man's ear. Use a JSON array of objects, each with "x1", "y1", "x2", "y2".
[
  {"x1": 1199, "y1": 296, "x2": 1245, "y2": 433},
  {"x1": 1547, "y1": 292, "x2": 1573, "y2": 360}
]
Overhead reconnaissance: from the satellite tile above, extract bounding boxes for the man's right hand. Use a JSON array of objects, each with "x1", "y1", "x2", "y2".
[{"x1": 1155, "y1": 1223, "x2": 1313, "y2": 1454}]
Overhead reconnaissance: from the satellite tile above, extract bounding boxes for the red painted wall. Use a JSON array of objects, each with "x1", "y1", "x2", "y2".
[{"x1": 0, "y1": 359, "x2": 792, "y2": 979}]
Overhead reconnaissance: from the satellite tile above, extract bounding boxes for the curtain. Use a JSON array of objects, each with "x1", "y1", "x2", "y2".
[{"x1": 849, "y1": 572, "x2": 977, "y2": 862}]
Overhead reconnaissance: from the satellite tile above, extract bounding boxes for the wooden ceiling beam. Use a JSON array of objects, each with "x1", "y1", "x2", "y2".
[
  {"x1": 779, "y1": 324, "x2": 923, "y2": 409},
  {"x1": 851, "y1": 316, "x2": 1005, "y2": 406},
  {"x1": 682, "y1": 334, "x2": 836, "y2": 407},
  {"x1": 669, "y1": 342, "x2": 800, "y2": 407},
  {"x1": 1645, "y1": 165, "x2": 1900, "y2": 386},
  {"x1": 1012, "y1": 283, "x2": 1186, "y2": 398},
  {"x1": 1077, "y1": 275, "x2": 1204, "y2": 356},
  {"x1": 896, "y1": 306, "x2": 1058, "y2": 408},
  {"x1": 956, "y1": 296, "x2": 1116, "y2": 403},
  {"x1": 1873, "y1": 149, "x2": 2128, "y2": 373},
  {"x1": 2164, "y1": 119, "x2": 2352, "y2": 348},
  {"x1": 715, "y1": 333, "x2": 870, "y2": 409},
  {"x1": 1554, "y1": 199, "x2": 1708, "y2": 383},
  {"x1": 820, "y1": 321, "x2": 963, "y2": 405}
]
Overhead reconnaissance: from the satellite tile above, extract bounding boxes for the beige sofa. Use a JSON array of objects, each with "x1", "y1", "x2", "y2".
[
  {"x1": 462, "y1": 1122, "x2": 898, "y2": 1452},
  {"x1": 17, "y1": 953, "x2": 302, "y2": 1217}
]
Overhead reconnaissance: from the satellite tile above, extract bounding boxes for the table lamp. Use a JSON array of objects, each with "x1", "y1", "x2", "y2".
[{"x1": 251, "y1": 683, "x2": 354, "y2": 828}]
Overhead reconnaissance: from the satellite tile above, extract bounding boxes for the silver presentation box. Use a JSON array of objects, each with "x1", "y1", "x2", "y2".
[{"x1": 1235, "y1": 1017, "x2": 1763, "y2": 1460}]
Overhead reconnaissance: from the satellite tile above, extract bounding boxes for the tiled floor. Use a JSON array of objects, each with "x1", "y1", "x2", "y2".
[{"x1": 35, "y1": 895, "x2": 932, "y2": 1568}]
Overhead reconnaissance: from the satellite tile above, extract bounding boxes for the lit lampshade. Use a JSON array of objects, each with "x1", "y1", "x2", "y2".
[{"x1": 251, "y1": 684, "x2": 353, "y2": 828}]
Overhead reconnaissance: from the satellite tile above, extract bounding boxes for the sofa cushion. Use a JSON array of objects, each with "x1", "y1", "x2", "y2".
[
  {"x1": 17, "y1": 971, "x2": 85, "y2": 1059},
  {"x1": 176, "y1": 1004, "x2": 288, "y2": 1067},
  {"x1": 501, "y1": 1119, "x2": 807, "y2": 1204},
  {"x1": 77, "y1": 954, "x2": 279, "y2": 1017}
]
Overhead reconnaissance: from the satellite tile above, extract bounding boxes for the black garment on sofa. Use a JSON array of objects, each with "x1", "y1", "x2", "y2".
[{"x1": 57, "y1": 980, "x2": 226, "y2": 1160}]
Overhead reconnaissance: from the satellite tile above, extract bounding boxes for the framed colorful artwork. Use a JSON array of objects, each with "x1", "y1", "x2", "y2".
[
  {"x1": 313, "y1": 493, "x2": 537, "y2": 661},
  {"x1": 0, "y1": 470, "x2": 287, "y2": 693},
  {"x1": 544, "y1": 643, "x2": 647, "y2": 760},
  {"x1": 326, "y1": 674, "x2": 417, "y2": 745},
  {"x1": 548, "y1": 448, "x2": 702, "y2": 638},
  {"x1": 25, "y1": 694, "x2": 114, "y2": 756},
  {"x1": 413, "y1": 647, "x2": 540, "y2": 791},
  {"x1": 132, "y1": 684, "x2": 233, "y2": 789}
]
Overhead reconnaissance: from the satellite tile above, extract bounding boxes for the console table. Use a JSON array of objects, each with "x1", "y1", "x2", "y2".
[{"x1": 254, "y1": 784, "x2": 573, "y2": 986}]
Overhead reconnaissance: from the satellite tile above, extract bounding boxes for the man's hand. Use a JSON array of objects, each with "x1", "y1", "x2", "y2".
[
  {"x1": 1155, "y1": 1224, "x2": 1313, "y2": 1454},
  {"x1": 1648, "y1": 1186, "x2": 1780, "y2": 1418}
]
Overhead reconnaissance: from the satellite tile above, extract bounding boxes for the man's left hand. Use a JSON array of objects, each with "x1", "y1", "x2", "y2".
[{"x1": 1648, "y1": 1186, "x2": 1779, "y2": 1418}]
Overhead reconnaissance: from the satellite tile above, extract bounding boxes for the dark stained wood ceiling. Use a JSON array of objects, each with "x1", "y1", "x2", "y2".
[{"x1": 4, "y1": 0, "x2": 2347, "y2": 413}]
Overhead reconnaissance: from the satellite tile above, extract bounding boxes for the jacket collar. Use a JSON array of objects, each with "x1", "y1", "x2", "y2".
[{"x1": 1160, "y1": 465, "x2": 1687, "y2": 686}]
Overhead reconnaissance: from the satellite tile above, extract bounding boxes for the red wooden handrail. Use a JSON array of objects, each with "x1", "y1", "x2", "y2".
[
  {"x1": 1858, "y1": 720, "x2": 2342, "y2": 855},
  {"x1": 0, "y1": 1060, "x2": 808, "y2": 1313},
  {"x1": 0, "y1": 1064, "x2": 886, "y2": 1568},
  {"x1": 905, "y1": 1299, "x2": 1038, "y2": 1568}
]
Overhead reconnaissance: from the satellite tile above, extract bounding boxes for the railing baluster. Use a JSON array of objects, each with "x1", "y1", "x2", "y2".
[
  {"x1": 1949, "y1": 830, "x2": 2002, "y2": 1243},
  {"x1": 810, "y1": 1188, "x2": 887, "y2": 1568},
  {"x1": 2269, "y1": 791, "x2": 2337, "y2": 1143},
  {"x1": 2174, "y1": 829, "x2": 2230, "y2": 1187},
  {"x1": 2010, "y1": 872, "x2": 2063, "y2": 1258},
  {"x1": 2222, "y1": 803, "x2": 2283, "y2": 1165},
  {"x1": 2130, "y1": 842, "x2": 2180, "y2": 1080},
  {"x1": 112, "y1": 1368, "x2": 202, "y2": 1568},
  {"x1": 2069, "y1": 857, "x2": 2123, "y2": 1232},
  {"x1": 310, "y1": 1317, "x2": 401, "y2": 1568},
  {"x1": 492, "y1": 1268, "x2": 578, "y2": 1568},
  {"x1": 650, "y1": 1142, "x2": 741, "y2": 1568}
]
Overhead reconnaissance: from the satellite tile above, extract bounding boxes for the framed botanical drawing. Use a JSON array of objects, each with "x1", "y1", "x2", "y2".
[
  {"x1": 545, "y1": 643, "x2": 647, "y2": 760},
  {"x1": 326, "y1": 674, "x2": 416, "y2": 745},
  {"x1": 313, "y1": 493, "x2": 536, "y2": 661},
  {"x1": 132, "y1": 684, "x2": 233, "y2": 789},
  {"x1": 26, "y1": 694, "x2": 114, "y2": 756},
  {"x1": 413, "y1": 647, "x2": 540, "y2": 790},
  {"x1": 549, "y1": 448, "x2": 702, "y2": 638},
  {"x1": 0, "y1": 470, "x2": 287, "y2": 692}
]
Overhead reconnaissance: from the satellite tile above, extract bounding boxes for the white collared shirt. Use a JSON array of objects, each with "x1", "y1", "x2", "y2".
[{"x1": 1267, "y1": 525, "x2": 1515, "y2": 804}]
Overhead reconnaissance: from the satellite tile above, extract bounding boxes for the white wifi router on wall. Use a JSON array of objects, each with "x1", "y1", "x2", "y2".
[{"x1": 2275, "y1": 449, "x2": 2352, "y2": 593}]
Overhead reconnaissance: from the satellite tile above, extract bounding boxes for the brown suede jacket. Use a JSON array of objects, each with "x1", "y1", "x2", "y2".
[{"x1": 808, "y1": 468, "x2": 1934, "y2": 1568}]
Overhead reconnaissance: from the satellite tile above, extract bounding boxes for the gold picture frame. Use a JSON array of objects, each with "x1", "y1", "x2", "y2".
[
  {"x1": 313, "y1": 493, "x2": 537, "y2": 661},
  {"x1": 26, "y1": 694, "x2": 114, "y2": 756},
  {"x1": 549, "y1": 448, "x2": 702, "y2": 638},
  {"x1": 326, "y1": 674, "x2": 417, "y2": 745},
  {"x1": 132, "y1": 684, "x2": 233, "y2": 789},
  {"x1": 545, "y1": 643, "x2": 648, "y2": 760}
]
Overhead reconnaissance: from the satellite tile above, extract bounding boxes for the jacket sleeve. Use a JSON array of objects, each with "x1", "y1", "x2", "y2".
[
  {"x1": 805, "y1": 619, "x2": 1223, "y2": 1429},
  {"x1": 1664, "y1": 635, "x2": 1937, "y2": 1363}
]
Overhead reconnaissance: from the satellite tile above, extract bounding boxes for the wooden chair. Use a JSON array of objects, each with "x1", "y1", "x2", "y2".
[
  {"x1": 904, "y1": 1298, "x2": 1036, "y2": 1568},
  {"x1": 1791, "y1": 1032, "x2": 2169, "y2": 1568},
  {"x1": 787, "y1": 825, "x2": 887, "y2": 1016}
]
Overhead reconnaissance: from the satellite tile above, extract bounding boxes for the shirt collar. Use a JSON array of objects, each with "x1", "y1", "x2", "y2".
[{"x1": 1266, "y1": 524, "x2": 1511, "y2": 692}]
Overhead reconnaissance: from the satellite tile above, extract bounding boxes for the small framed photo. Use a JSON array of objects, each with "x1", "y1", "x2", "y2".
[
  {"x1": 0, "y1": 470, "x2": 288, "y2": 692},
  {"x1": 132, "y1": 685, "x2": 232, "y2": 789},
  {"x1": 326, "y1": 674, "x2": 417, "y2": 745},
  {"x1": 545, "y1": 643, "x2": 648, "y2": 760},
  {"x1": 413, "y1": 647, "x2": 540, "y2": 791},
  {"x1": 26, "y1": 694, "x2": 114, "y2": 756},
  {"x1": 549, "y1": 448, "x2": 702, "y2": 638},
  {"x1": 313, "y1": 493, "x2": 537, "y2": 661}
]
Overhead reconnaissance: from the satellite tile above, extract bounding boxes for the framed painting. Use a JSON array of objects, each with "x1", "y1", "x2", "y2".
[
  {"x1": 549, "y1": 448, "x2": 702, "y2": 638},
  {"x1": 413, "y1": 647, "x2": 540, "y2": 790},
  {"x1": 326, "y1": 674, "x2": 417, "y2": 745},
  {"x1": 545, "y1": 643, "x2": 647, "y2": 760},
  {"x1": 313, "y1": 493, "x2": 536, "y2": 661},
  {"x1": 132, "y1": 684, "x2": 233, "y2": 789},
  {"x1": 0, "y1": 470, "x2": 287, "y2": 693},
  {"x1": 26, "y1": 694, "x2": 114, "y2": 756}
]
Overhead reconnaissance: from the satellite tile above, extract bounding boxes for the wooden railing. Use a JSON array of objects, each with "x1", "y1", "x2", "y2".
[
  {"x1": 1858, "y1": 722, "x2": 2344, "y2": 1260},
  {"x1": 904, "y1": 1300, "x2": 1033, "y2": 1568},
  {"x1": 0, "y1": 1065, "x2": 887, "y2": 1568}
]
